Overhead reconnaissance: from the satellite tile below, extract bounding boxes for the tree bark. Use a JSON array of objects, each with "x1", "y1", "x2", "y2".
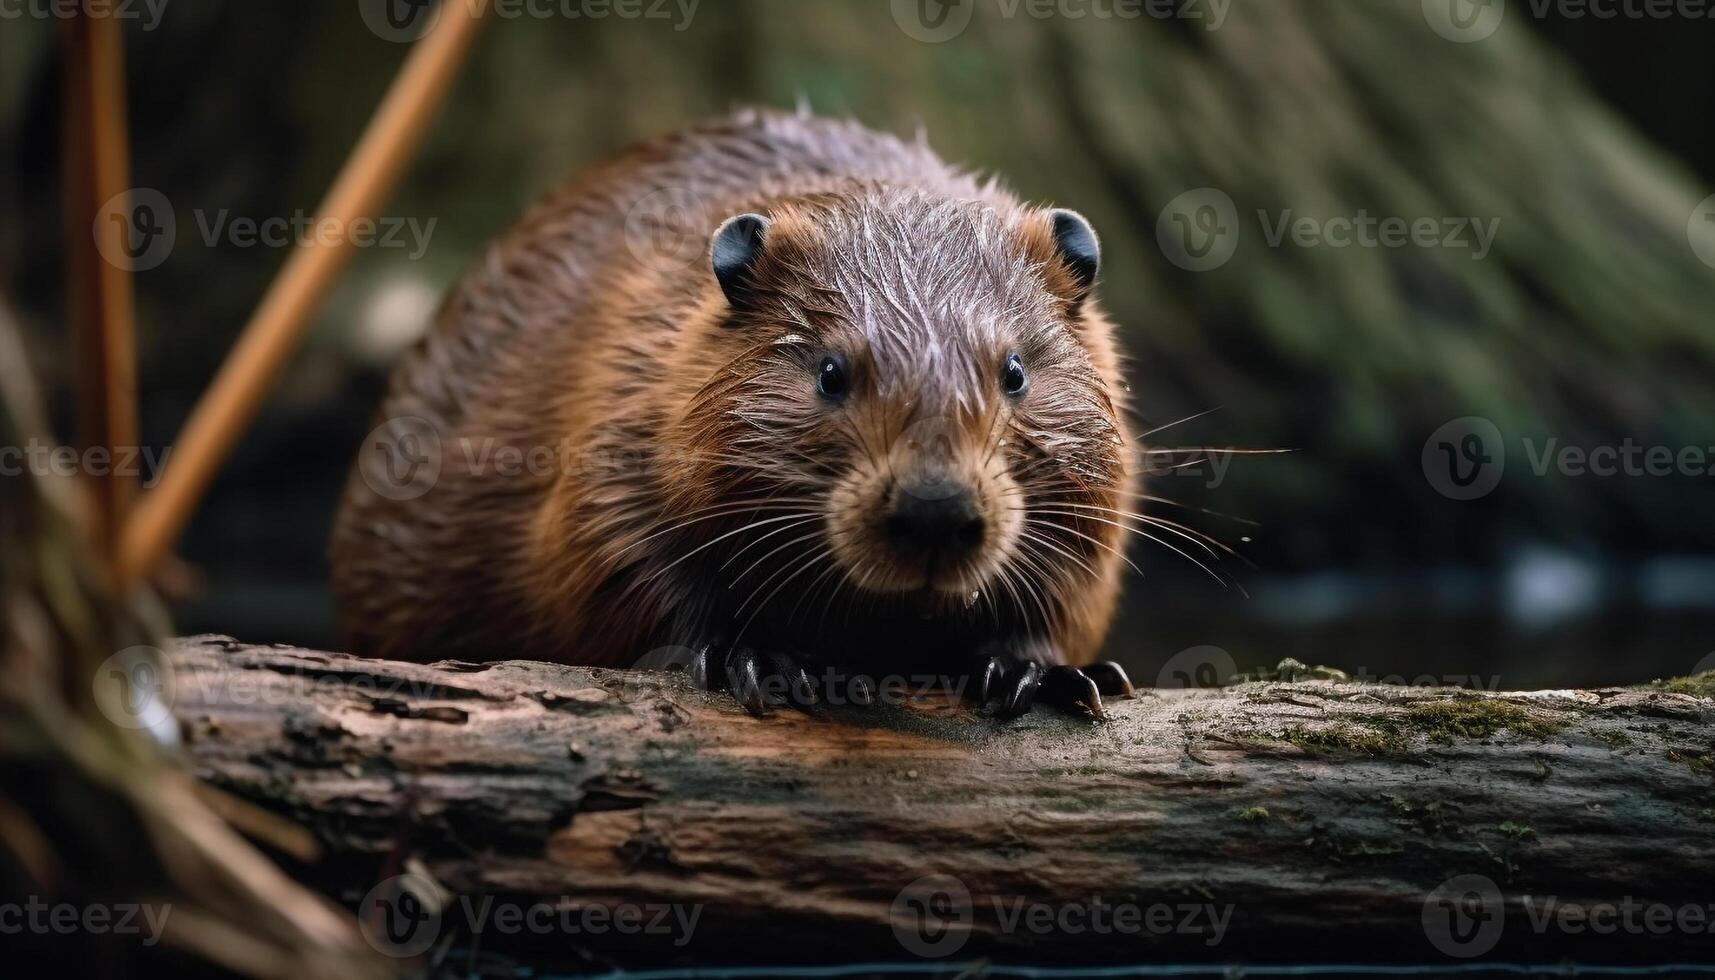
[{"x1": 168, "y1": 635, "x2": 1715, "y2": 969}]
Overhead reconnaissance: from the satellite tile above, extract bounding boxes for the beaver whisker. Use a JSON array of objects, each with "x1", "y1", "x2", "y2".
[
  {"x1": 1024, "y1": 517, "x2": 1143, "y2": 580},
  {"x1": 1018, "y1": 527, "x2": 1101, "y2": 581},
  {"x1": 988, "y1": 555, "x2": 1031, "y2": 630},
  {"x1": 1002, "y1": 541, "x2": 1060, "y2": 631},
  {"x1": 645, "y1": 512, "x2": 824, "y2": 583},
  {"x1": 789, "y1": 551, "x2": 848, "y2": 627},
  {"x1": 814, "y1": 557, "x2": 857, "y2": 637},
  {"x1": 609, "y1": 498, "x2": 823, "y2": 560},
  {"x1": 1028, "y1": 506, "x2": 1220, "y2": 565},
  {"x1": 1135, "y1": 406, "x2": 1223, "y2": 439},
  {"x1": 715, "y1": 516, "x2": 823, "y2": 574},
  {"x1": 1035, "y1": 512, "x2": 1226, "y2": 588},
  {"x1": 735, "y1": 547, "x2": 833, "y2": 643},
  {"x1": 1114, "y1": 488, "x2": 1261, "y2": 527},
  {"x1": 727, "y1": 527, "x2": 827, "y2": 589},
  {"x1": 1034, "y1": 501, "x2": 1251, "y2": 566},
  {"x1": 1139, "y1": 447, "x2": 1294, "y2": 456},
  {"x1": 734, "y1": 535, "x2": 829, "y2": 617},
  {"x1": 834, "y1": 413, "x2": 886, "y2": 471}
]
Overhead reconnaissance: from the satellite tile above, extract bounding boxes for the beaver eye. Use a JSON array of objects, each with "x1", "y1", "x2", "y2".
[
  {"x1": 1001, "y1": 352, "x2": 1028, "y2": 398},
  {"x1": 816, "y1": 355, "x2": 849, "y2": 401}
]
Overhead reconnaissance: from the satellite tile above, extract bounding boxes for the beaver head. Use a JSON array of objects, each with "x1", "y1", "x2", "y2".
[{"x1": 661, "y1": 186, "x2": 1129, "y2": 628}]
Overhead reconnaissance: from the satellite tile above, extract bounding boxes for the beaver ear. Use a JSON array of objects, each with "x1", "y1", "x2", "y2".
[
  {"x1": 1024, "y1": 208, "x2": 1101, "y2": 315},
  {"x1": 710, "y1": 212, "x2": 772, "y2": 310}
]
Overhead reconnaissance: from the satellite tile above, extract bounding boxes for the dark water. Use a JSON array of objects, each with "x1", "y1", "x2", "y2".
[
  {"x1": 177, "y1": 553, "x2": 1715, "y2": 691},
  {"x1": 1104, "y1": 554, "x2": 1715, "y2": 691}
]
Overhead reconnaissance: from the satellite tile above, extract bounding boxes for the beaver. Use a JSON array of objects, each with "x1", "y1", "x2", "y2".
[{"x1": 331, "y1": 108, "x2": 1140, "y2": 718}]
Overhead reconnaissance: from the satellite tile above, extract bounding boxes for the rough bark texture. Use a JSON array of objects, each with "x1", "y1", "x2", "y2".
[{"x1": 168, "y1": 635, "x2": 1715, "y2": 968}]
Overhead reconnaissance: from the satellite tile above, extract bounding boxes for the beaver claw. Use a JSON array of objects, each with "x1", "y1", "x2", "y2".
[
  {"x1": 688, "y1": 641, "x2": 819, "y2": 717},
  {"x1": 970, "y1": 656, "x2": 1134, "y2": 721}
]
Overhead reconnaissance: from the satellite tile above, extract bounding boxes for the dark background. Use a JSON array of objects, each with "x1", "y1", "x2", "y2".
[{"x1": 3, "y1": 0, "x2": 1712, "y2": 689}]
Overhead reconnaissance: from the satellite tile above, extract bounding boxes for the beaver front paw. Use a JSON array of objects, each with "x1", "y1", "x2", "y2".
[
  {"x1": 687, "y1": 640, "x2": 835, "y2": 717},
  {"x1": 969, "y1": 650, "x2": 1134, "y2": 721}
]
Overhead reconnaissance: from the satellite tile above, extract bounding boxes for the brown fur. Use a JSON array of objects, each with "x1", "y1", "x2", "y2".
[{"x1": 330, "y1": 109, "x2": 1135, "y2": 672}]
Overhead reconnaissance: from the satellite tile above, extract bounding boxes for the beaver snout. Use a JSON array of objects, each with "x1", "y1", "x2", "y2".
[{"x1": 884, "y1": 479, "x2": 987, "y2": 559}]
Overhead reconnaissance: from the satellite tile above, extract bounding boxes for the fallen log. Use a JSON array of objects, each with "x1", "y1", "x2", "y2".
[{"x1": 165, "y1": 635, "x2": 1715, "y2": 970}]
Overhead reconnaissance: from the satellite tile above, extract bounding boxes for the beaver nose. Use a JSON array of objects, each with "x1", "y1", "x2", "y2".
[{"x1": 885, "y1": 481, "x2": 986, "y2": 557}]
